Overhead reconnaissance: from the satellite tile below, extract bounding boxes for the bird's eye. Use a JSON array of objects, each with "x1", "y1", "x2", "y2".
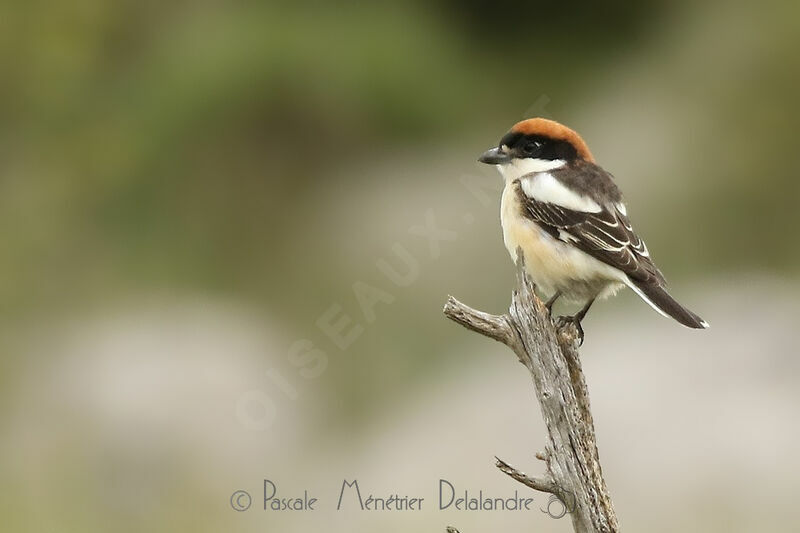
[{"x1": 523, "y1": 141, "x2": 541, "y2": 155}]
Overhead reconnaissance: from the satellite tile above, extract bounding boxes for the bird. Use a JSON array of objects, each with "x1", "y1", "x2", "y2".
[{"x1": 478, "y1": 117, "x2": 708, "y2": 342}]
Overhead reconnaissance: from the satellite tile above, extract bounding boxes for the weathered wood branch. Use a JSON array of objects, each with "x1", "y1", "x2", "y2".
[{"x1": 442, "y1": 251, "x2": 618, "y2": 533}]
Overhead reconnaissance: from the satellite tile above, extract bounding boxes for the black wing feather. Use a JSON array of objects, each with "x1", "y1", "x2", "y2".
[{"x1": 514, "y1": 180, "x2": 666, "y2": 286}]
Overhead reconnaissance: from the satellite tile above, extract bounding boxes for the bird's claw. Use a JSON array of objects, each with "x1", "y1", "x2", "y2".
[{"x1": 556, "y1": 315, "x2": 585, "y2": 346}]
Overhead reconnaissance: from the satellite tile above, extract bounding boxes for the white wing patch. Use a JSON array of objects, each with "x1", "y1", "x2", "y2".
[
  {"x1": 557, "y1": 229, "x2": 579, "y2": 243},
  {"x1": 587, "y1": 220, "x2": 627, "y2": 245},
  {"x1": 520, "y1": 173, "x2": 603, "y2": 213}
]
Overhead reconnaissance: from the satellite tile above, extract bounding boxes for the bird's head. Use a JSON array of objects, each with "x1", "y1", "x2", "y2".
[{"x1": 479, "y1": 118, "x2": 594, "y2": 180}]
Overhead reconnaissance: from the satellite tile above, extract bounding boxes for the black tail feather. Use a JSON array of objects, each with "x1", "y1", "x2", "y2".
[{"x1": 633, "y1": 282, "x2": 709, "y2": 329}]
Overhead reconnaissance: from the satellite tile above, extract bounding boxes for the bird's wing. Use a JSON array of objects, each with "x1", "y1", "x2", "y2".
[{"x1": 515, "y1": 178, "x2": 666, "y2": 286}]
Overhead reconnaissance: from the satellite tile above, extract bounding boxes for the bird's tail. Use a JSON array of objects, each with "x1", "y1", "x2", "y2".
[{"x1": 627, "y1": 281, "x2": 709, "y2": 329}]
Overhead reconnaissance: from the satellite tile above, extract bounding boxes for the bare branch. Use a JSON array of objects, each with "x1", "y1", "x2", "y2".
[
  {"x1": 443, "y1": 249, "x2": 619, "y2": 533},
  {"x1": 495, "y1": 457, "x2": 558, "y2": 494},
  {"x1": 442, "y1": 296, "x2": 519, "y2": 350}
]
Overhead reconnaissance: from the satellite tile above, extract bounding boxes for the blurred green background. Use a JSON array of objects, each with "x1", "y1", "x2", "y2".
[{"x1": 1, "y1": 1, "x2": 799, "y2": 532}]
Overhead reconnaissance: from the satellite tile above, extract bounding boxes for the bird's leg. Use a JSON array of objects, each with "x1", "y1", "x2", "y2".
[
  {"x1": 557, "y1": 297, "x2": 595, "y2": 346},
  {"x1": 573, "y1": 297, "x2": 595, "y2": 323},
  {"x1": 544, "y1": 291, "x2": 561, "y2": 315}
]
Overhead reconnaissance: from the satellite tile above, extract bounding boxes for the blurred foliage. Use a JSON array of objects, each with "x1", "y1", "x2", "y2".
[
  {"x1": 1, "y1": 3, "x2": 799, "y2": 531},
  {"x1": 2, "y1": 1, "x2": 796, "y2": 311},
  {"x1": 0, "y1": 1, "x2": 674, "y2": 316},
  {"x1": 439, "y1": 0, "x2": 666, "y2": 53},
  {"x1": 0, "y1": 0, "x2": 798, "y2": 415}
]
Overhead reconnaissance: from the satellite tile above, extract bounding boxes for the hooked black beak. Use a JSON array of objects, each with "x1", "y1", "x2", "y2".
[{"x1": 478, "y1": 147, "x2": 512, "y2": 165}]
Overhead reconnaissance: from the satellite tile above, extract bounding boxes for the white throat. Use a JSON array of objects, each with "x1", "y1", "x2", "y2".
[{"x1": 497, "y1": 158, "x2": 565, "y2": 183}]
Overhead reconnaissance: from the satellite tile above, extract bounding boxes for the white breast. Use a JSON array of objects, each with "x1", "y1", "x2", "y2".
[{"x1": 499, "y1": 178, "x2": 625, "y2": 301}]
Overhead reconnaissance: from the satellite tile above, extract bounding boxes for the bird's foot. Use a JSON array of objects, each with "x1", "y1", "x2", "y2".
[
  {"x1": 556, "y1": 315, "x2": 585, "y2": 346},
  {"x1": 544, "y1": 291, "x2": 561, "y2": 315}
]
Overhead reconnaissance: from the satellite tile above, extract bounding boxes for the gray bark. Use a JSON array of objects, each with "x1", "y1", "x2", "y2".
[{"x1": 442, "y1": 250, "x2": 619, "y2": 533}]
